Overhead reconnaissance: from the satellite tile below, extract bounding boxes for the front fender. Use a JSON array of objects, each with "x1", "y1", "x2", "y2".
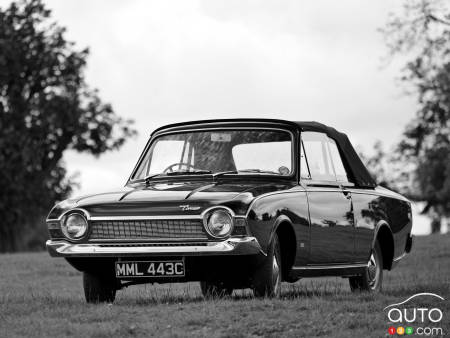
[{"x1": 245, "y1": 189, "x2": 309, "y2": 259}]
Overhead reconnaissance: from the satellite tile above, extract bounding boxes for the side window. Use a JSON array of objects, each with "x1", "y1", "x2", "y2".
[
  {"x1": 327, "y1": 138, "x2": 350, "y2": 182},
  {"x1": 302, "y1": 132, "x2": 336, "y2": 181}
]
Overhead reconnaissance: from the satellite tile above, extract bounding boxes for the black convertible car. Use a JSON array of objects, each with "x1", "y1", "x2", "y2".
[{"x1": 46, "y1": 119, "x2": 413, "y2": 302}]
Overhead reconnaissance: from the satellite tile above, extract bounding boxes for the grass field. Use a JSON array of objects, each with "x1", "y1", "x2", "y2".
[{"x1": 0, "y1": 234, "x2": 449, "y2": 338}]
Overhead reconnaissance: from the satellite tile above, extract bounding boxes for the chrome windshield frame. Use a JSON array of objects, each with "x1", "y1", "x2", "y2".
[{"x1": 127, "y1": 126, "x2": 297, "y2": 184}]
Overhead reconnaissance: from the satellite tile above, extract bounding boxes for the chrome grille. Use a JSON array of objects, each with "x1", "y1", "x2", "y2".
[{"x1": 89, "y1": 219, "x2": 207, "y2": 240}]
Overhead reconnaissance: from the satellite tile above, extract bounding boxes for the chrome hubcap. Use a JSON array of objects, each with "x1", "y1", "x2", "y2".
[{"x1": 367, "y1": 252, "x2": 379, "y2": 289}]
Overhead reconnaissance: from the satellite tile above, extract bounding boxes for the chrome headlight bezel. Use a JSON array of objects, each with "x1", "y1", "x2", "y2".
[
  {"x1": 202, "y1": 206, "x2": 235, "y2": 239},
  {"x1": 60, "y1": 209, "x2": 90, "y2": 241}
]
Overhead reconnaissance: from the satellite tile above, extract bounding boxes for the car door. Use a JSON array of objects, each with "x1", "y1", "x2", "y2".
[{"x1": 301, "y1": 132, "x2": 355, "y2": 264}]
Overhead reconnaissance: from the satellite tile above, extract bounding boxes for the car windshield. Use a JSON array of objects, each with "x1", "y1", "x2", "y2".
[{"x1": 132, "y1": 129, "x2": 293, "y2": 180}]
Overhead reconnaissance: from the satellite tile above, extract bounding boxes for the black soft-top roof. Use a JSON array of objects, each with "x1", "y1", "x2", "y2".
[
  {"x1": 297, "y1": 121, "x2": 376, "y2": 188},
  {"x1": 152, "y1": 119, "x2": 376, "y2": 188}
]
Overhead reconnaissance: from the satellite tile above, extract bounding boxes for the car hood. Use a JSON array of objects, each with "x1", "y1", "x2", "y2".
[{"x1": 47, "y1": 180, "x2": 295, "y2": 219}]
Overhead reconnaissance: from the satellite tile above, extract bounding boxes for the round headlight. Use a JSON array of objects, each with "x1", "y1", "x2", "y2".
[
  {"x1": 61, "y1": 213, "x2": 88, "y2": 240},
  {"x1": 204, "y1": 208, "x2": 233, "y2": 238}
]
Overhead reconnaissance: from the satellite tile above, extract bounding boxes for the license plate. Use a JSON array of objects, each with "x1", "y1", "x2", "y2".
[{"x1": 115, "y1": 260, "x2": 185, "y2": 278}]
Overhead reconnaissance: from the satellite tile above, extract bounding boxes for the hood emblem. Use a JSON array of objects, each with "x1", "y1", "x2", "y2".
[{"x1": 179, "y1": 204, "x2": 201, "y2": 211}]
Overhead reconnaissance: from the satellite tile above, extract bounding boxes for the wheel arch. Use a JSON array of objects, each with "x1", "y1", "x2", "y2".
[
  {"x1": 270, "y1": 215, "x2": 297, "y2": 280},
  {"x1": 373, "y1": 221, "x2": 394, "y2": 270}
]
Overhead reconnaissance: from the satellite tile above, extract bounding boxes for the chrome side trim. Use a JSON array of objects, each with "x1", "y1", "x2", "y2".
[
  {"x1": 245, "y1": 188, "x2": 306, "y2": 218},
  {"x1": 347, "y1": 189, "x2": 410, "y2": 203},
  {"x1": 46, "y1": 236, "x2": 262, "y2": 257},
  {"x1": 292, "y1": 263, "x2": 367, "y2": 270}
]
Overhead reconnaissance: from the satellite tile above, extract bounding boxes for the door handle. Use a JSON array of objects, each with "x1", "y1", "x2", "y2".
[{"x1": 340, "y1": 185, "x2": 351, "y2": 199}]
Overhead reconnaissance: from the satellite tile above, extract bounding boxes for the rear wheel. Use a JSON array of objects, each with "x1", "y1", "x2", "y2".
[
  {"x1": 252, "y1": 233, "x2": 282, "y2": 298},
  {"x1": 200, "y1": 281, "x2": 233, "y2": 298},
  {"x1": 349, "y1": 241, "x2": 383, "y2": 292},
  {"x1": 83, "y1": 272, "x2": 117, "y2": 303}
]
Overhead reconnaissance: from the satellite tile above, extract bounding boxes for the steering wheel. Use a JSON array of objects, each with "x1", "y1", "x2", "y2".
[{"x1": 163, "y1": 162, "x2": 198, "y2": 173}]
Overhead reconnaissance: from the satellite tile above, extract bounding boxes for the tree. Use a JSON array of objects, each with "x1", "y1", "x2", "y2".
[
  {"x1": 358, "y1": 141, "x2": 415, "y2": 199},
  {"x1": 381, "y1": 0, "x2": 450, "y2": 232},
  {"x1": 0, "y1": 0, "x2": 136, "y2": 251}
]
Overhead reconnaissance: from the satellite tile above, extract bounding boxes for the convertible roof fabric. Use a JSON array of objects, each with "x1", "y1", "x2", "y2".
[
  {"x1": 295, "y1": 121, "x2": 377, "y2": 188},
  {"x1": 153, "y1": 118, "x2": 377, "y2": 188}
]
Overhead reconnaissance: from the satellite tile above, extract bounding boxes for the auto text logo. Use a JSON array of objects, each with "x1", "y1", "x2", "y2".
[{"x1": 384, "y1": 293, "x2": 445, "y2": 336}]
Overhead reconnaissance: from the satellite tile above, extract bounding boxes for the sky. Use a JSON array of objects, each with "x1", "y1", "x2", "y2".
[{"x1": 3, "y1": 0, "x2": 418, "y2": 196}]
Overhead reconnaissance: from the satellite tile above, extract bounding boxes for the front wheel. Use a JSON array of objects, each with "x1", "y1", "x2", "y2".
[
  {"x1": 83, "y1": 272, "x2": 117, "y2": 303},
  {"x1": 349, "y1": 241, "x2": 383, "y2": 292},
  {"x1": 252, "y1": 233, "x2": 282, "y2": 298},
  {"x1": 200, "y1": 281, "x2": 233, "y2": 298}
]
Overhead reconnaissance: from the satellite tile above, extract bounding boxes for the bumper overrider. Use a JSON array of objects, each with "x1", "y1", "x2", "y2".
[{"x1": 46, "y1": 237, "x2": 263, "y2": 258}]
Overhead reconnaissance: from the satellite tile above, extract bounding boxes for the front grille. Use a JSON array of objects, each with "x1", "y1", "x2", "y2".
[{"x1": 89, "y1": 219, "x2": 207, "y2": 240}]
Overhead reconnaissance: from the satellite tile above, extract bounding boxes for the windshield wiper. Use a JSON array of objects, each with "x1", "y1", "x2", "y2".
[
  {"x1": 166, "y1": 170, "x2": 212, "y2": 176},
  {"x1": 239, "y1": 169, "x2": 280, "y2": 175},
  {"x1": 212, "y1": 170, "x2": 238, "y2": 178},
  {"x1": 144, "y1": 173, "x2": 168, "y2": 184},
  {"x1": 144, "y1": 170, "x2": 212, "y2": 184},
  {"x1": 146, "y1": 168, "x2": 279, "y2": 184}
]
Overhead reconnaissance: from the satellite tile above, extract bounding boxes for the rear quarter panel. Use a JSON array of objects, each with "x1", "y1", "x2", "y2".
[{"x1": 351, "y1": 189, "x2": 412, "y2": 263}]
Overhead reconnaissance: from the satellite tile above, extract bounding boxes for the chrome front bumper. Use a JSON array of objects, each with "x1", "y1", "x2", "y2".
[{"x1": 46, "y1": 237, "x2": 263, "y2": 258}]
